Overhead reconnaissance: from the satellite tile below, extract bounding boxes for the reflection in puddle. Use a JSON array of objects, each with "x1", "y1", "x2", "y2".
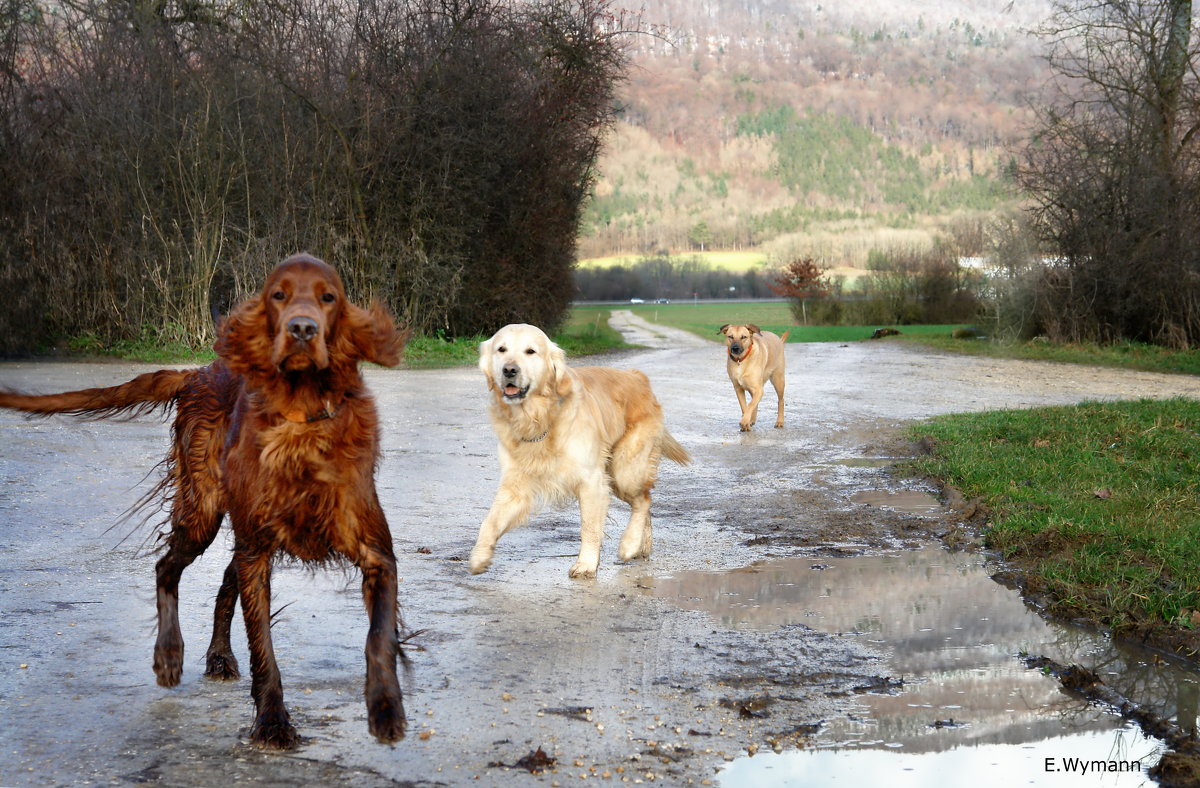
[
  {"x1": 646, "y1": 548, "x2": 1199, "y2": 786},
  {"x1": 850, "y1": 489, "x2": 943, "y2": 514}
]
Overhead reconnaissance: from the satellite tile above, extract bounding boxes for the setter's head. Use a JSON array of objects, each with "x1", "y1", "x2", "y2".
[{"x1": 216, "y1": 254, "x2": 408, "y2": 380}]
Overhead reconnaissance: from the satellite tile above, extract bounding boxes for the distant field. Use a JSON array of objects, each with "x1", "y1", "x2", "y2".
[
  {"x1": 576, "y1": 251, "x2": 866, "y2": 286},
  {"x1": 578, "y1": 250, "x2": 769, "y2": 270},
  {"x1": 570, "y1": 302, "x2": 964, "y2": 344}
]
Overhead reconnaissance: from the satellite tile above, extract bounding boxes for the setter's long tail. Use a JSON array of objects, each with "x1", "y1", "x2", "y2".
[{"x1": 0, "y1": 369, "x2": 196, "y2": 419}]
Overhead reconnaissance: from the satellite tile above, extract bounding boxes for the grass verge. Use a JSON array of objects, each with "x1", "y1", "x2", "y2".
[
  {"x1": 910, "y1": 397, "x2": 1200, "y2": 653},
  {"x1": 900, "y1": 334, "x2": 1200, "y2": 376}
]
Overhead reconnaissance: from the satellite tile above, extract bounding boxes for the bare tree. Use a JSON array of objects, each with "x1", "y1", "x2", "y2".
[{"x1": 1017, "y1": 0, "x2": 1200, "y2": 347}]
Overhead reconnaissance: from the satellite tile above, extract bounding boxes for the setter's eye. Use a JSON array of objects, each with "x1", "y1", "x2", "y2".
[
  {"x1": 321, "y1": 292, "x2": 336, "y2": 304},
  {"x1": 271, "y1": 291, "x2": 286, "y2": 301}
]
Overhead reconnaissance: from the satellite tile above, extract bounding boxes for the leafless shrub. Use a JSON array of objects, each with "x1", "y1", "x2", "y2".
[{"x1": 0, "y1": 0, "x2": 631, "y2": 353}]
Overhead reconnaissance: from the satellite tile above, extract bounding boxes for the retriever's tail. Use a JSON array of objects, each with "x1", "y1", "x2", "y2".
[
  {"x1": 0, "y1": 368, "x2": 196, "y2": 420},
  {"x1": 661, "y1": 431, "x2": 692, "y2": 466},
  {"x1": 780, "y1": 329, "x2": 791, "y2": 342}
]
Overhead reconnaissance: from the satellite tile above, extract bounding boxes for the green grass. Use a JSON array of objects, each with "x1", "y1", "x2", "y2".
[
  {"x1": 66, "y1": 329, "x2": 215, "y2": 364},
  {"x1": 910, "y1": 398, "x2": 1200, "y2": 641},
  {"x1": 901, "y1": 334, "x2": 1200, "y2": 376},
  {"x1": 571, "y1": 302, "x2": 965, "y2": 344},
  {"x1": 578, "y1": 250, "x2": 769, "y2": 270}
]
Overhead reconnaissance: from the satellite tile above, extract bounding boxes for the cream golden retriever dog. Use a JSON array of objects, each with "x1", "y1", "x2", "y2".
[
  {"x1": 719, "y1": 323, "x2": 790, "y2": 431},
  {"x1": 469, "y1": 324, "x2": 690, "y2": 578}
]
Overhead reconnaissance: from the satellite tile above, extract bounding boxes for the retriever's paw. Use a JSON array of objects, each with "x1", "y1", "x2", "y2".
[
  {"x1": 468, "y1": 547, "x2": 493, "y2": 575},
  {"x1": 617, "y1": 537, "x2": 651, "y2": 562},
  {"x1": 568, "y1": 561, "x2": 598, "y2": 579}
]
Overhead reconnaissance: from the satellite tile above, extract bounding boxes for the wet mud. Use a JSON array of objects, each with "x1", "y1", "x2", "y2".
[{"x1": 2, "y1": 328, "x2": 1199, "y2": 786}]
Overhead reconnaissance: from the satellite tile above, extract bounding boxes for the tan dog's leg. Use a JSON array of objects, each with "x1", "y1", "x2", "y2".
[
  {"x1": 469, "y1": 484, "x2": 534, "y2": 574},
  {"x1": 571, "y1": 473, "x2": 611, "y2": 578},
  {"x1": 771, "y1": 367, "x2": 786, "y2": 428},
  {"x1": 743, "y1": 383, "x2": 764, "y2": 431},
  {"x1": 731, "y1": 380, "x2": 752, "y2": 431}
]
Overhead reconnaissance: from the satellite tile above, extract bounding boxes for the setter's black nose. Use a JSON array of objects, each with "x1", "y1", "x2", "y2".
[{"x1": 287, "y1": 317, "x2": 319, "y2": 342}]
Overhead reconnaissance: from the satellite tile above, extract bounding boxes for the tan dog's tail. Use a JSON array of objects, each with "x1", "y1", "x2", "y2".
[
  {"x1": 661, "y1": 431, "x2": 691, "y2": 465},
  {"x1": 780, "y1": 330, "x2": 791, "y2": 342},
  {"x1": 0, "y1": 368, "x2": 195, "y2": 420}
]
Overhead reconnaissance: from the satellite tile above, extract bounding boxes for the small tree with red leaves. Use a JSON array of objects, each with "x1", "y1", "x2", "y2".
[{"x1": 769, "y1": 258, "x2": 831, "y2": 324}]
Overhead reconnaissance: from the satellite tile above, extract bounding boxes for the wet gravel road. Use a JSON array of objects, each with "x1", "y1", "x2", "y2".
[{"x1": 1, "y1": 326, "x2": 1197, "y2": 787}]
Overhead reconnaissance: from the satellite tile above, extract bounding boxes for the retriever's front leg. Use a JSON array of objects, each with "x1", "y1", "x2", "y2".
[
  {"x1": 570, "y1": 475, "x2": 611, "y2": 578},
  {"x1": 469, "y1": 482, "x2": 533, "y2": 574},
  {"x1": 237, "y1": 548, "x2": 298, "y2": 749},
  {"x1": 359, "y1": 541, "x2": 406, "y2": 742}
]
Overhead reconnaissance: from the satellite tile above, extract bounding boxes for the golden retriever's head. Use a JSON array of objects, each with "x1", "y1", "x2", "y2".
[
  {"x1": 719, "y1": 323, "x2": 761, "y2": 361},
  {"x1": 478, "y1": 324, "x2": 570, "y2": 404}
]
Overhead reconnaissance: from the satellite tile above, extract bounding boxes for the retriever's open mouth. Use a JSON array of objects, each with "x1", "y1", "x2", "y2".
[{"x1": 503, "y1": 384, "x2": 529, "y2": 400}]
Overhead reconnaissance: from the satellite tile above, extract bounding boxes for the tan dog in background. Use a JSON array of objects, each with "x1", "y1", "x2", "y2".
[
  {"x1": 470, "y1": 324, "x2": 691, "y2": 578},
  {"x1": 719, "y1": 323, "x2": 789, "y2": 431}
]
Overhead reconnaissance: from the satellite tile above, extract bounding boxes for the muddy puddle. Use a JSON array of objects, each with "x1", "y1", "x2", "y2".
[{"x1": 643, "y1": 546, "x2": 1200, "y2": 786}]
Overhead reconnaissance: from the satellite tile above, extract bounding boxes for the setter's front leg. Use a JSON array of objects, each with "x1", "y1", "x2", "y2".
[
  {"x1": 237, "y1": 547, "x2": 298, "y2": 749},
  {"x1": 359, "y1": 539, "x2": 406, "y2": 742}
]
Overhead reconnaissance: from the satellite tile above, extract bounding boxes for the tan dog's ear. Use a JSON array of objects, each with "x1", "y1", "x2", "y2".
[
  {"x1": 478, "y1": 336, "x2": 497, "y2": 391},
  {"x1": 549, "y1": 340, "x2": 572, "y2": 397},
  {"x1": 746, "y1": 324, "x2": 761, "y2": 335},
  {"x1": 718, "y1": 324, "x2": 730, "y2": 335}
]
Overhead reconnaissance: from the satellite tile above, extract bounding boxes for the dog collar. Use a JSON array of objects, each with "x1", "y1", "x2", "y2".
[
  {"x1": 730, "y1": 343, "x2": 754, "y2": 364},
  {"x1": 283, "y1": 401, "x2": 338, "y2": 424},
  {"x1": 521, "y1": 430, "x2": 550, "y2": 443}
]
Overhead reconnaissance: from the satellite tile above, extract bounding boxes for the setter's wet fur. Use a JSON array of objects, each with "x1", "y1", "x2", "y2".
[{"x1": 0, "y1": 254, "x2": 410, "y2": 748}]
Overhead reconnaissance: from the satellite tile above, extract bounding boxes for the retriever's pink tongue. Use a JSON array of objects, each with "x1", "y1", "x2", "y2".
[{"x1": 505, "y1": 385, "x2": 520, "y2": 396}]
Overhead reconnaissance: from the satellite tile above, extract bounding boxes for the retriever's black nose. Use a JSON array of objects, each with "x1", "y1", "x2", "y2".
[
  {"x1": 288, "y1": 317, "x2": 319, "y2": 342},
  {"x1": 730, "y1": 344, "x2": 742, "y2": 355},
  {"x1": 502, "y1": 363, "x2": 519, "y2": 379}
]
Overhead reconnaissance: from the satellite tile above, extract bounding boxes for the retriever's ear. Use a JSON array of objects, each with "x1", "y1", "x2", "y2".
[
  {"x1": 549, "y1": 340, "x2": 572, "y2": 397},
  {"x1": 718, "y1": 324, "x2": 730, "y2": 335},
  {"x1": 746, "y1": 324, "x2": 761, "y2": 335},
  {"x1": 478, "y1": 336, "x2": 497, "y2": 391},
  {"x1": 338, "y1": 301, "x2": 409, "y2": 367},
  {"x1": 214, "y1": 296, "x2": 272, "y2": 376}
]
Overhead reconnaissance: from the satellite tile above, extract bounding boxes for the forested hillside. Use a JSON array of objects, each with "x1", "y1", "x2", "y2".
[{"x1": 580, "y1": 0, "x2": 1055, "y2": 267}]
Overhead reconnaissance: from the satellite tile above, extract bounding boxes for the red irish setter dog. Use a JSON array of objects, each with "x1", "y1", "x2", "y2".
[{"x1": 0, "y1": 254, "x2": 409, "y2": 748}]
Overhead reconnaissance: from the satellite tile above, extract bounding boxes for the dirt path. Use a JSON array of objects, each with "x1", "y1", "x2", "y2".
[{"x1": 0, "y1": 340, "x2": 1197, "y2": 786}]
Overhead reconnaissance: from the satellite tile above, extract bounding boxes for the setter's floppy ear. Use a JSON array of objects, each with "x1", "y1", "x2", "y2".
[
  {"x1": 337, "y1": 301, "x2": 409, "y2": 367},
  {"x1": 214, "y1": 295, "x2": 272, "y2": 376}
]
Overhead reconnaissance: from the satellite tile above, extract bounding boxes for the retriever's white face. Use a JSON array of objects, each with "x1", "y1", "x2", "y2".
[{"x1": 479, "y1": 324, "x2": 566, "y2": 405}]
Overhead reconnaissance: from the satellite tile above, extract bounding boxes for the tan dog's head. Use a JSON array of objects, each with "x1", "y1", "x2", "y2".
[
  {"x1": 719, "y1": 324, "x2": 761, "y2": 361},
  {"x1": 478, "y1": 324, "x2": 570, "y2": 405}
]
